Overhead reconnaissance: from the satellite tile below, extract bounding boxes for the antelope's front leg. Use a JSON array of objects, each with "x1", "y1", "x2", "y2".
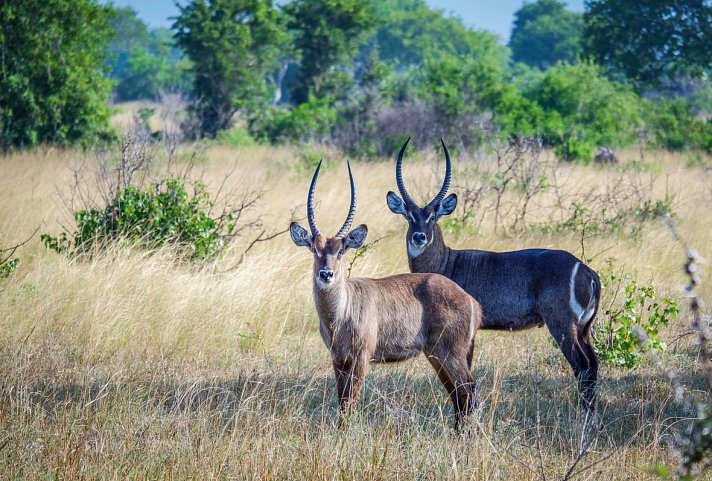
[{"x1": 333, "y1": 353, "x2": 369, "y2": 425}]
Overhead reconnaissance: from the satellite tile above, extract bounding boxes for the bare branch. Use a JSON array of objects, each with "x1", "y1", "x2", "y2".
[{"x1": 0, "y1": 225, "x2": 40, "y2": 264}]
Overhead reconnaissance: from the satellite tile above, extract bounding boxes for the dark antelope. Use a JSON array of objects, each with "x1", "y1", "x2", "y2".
[
  {"x1": 386, "y1": 138, "x2": 601, "y2": 411},
  {"x1": 290, "y1": 160, "x2": 483, "y2": 430}
]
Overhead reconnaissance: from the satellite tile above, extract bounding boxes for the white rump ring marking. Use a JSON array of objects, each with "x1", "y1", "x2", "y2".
[{"x1": 569, "y1": 262, "x2": 586, "y2": 323}]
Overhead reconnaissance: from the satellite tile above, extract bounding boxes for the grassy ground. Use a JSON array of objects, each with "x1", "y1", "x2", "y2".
[{"x1": 0, "y1": 143, "x2": 710, "y2": 480}]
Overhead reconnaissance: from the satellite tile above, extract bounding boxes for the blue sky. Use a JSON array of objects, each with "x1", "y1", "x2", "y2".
[{"x1": 104, "y1": 0, "x2": 584, "y2": 42}]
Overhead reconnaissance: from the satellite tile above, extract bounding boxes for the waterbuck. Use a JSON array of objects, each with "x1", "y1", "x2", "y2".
[
  {"x1": 386, "y1": 138, "x2": 601, "y2": 411},
  {"x1": 290, "y1": 159, "x2": 483, "y2": 430}
]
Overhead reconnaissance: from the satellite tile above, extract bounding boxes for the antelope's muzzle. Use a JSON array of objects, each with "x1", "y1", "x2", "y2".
[
  {"x1": 319, "y1": 269, "x2": 334, "y2": 283},
  {"x1": 412, "y1": 232, "x2": 427, "y2": 246}
]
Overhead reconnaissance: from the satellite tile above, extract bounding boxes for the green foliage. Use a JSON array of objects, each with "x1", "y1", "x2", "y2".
[
  {"x1": 584, "y1": 0, "x2": 712, "y2": 88},
  {"x1": 107, "y1": 8, "x2": 192, "y2": 101},
  {"x1": 251, "y1": 95, "x2": 337, "y2": 144},
  {"x1": 0, "y1": 0, "x2": 114, "y2": 150},
  {"x1": 215, "y1": 128, "x2": 258, "y2": 147},
  {"x1": 524, "y1": 61, "x2": 642, "y2": 161},
  {"x1": 285, "y1": 0, "x2": 377, "y2": 104},
  {"x1": 594, "y1": 272, "x2": 678, "y2": 368},
  {"x1": 440, "y1": 211, "x2": 479, "y2": 237},
  {"x1": 509, "y1": 0, "x2": 583, "y2": 70},
  {"x1": 173, "y1": 0, "x2": 286, "y2": 138},
  {"x1": 421, "y1": 52, "x2": 502, "y2": 123},
  {"x1": 0, "y1": 258, "x2": 19, "y2": 279},
  {"x1": 41, "y1": 179, "x2": 237, "y2": 260},
  {"x1": 491, "y1": 86, "x2": 546, "y2": 139},
  {"x1": 644, "y1": 98, "x2": 712, "y2": 152},
  {"x1": 373, "y1": 0, "x2": 507, "y2": 70}
]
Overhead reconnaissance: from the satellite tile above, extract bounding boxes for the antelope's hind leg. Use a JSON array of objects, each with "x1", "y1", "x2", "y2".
[{"x1": 549, "y1": 322, "x2": 598, "y2": 412}]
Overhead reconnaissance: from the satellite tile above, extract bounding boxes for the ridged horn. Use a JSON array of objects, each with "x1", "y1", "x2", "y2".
[
  {"x1": 307, "y1": 160, "x2": 322, "y2": 237},
  {"x1": 426, "y1": 138, "x2": 451, "y2": 208},
  {"x1": 335, "y1": 160, "x2": 357, "y2": 239},
  {"x1": 395, "y1": 137, "x2": 416, "y2": 207}
]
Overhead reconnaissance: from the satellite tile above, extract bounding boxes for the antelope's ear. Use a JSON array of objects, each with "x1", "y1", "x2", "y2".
[
  {"x1": 344, "y1": 224, "x2": 368, "y2": 251},
  {"x1": 290, "y1": 222, "x2": 312, "y2": 248},
  {"x1": 386, "y1": 191, "x2": 407, "y2": 216},
  {"x1": 436, "y1": 193, "x2": 457, "y2": 218}
]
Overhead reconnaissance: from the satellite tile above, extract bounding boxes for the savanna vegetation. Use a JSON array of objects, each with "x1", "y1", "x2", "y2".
[{"x1": 1, "y1": 0, "x2": 711, "y2": 479}]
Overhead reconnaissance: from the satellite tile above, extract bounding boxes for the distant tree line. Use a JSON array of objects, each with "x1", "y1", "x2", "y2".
[{"x1": 1, "y1": 0, "x2": 710, "y2": 159}]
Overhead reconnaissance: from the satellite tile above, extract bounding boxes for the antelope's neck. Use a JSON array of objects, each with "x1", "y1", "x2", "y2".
[
  {"x1": 313, "y1": 275, "x2": 350, "y2": 331},
  {"x1": 409, "y1": 225, "x2": 450, "y2": 275}
]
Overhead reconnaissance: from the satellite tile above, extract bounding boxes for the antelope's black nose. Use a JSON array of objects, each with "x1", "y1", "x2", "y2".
[
  {"x1": 412, "y1": 232, "x2": 427, "y2": 246},
  {"x1": 319, "y1": 270, "x2": 334, "y2": 282}
]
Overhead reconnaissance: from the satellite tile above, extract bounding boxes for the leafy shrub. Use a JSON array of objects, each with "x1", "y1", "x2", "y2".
[
  {"x1": 594, "y1": 272, "x2": 678, "y2": 368},
  {"x1": 0, "y1": 258, "x2": 19, "y2": 279},
  {"x1": 250, "y1": 95, "x2": 337, "y2": 144},
  {"x1": 440, "y1": 211, "x2": 479, "y2": 236},
  {"x1": 41, "y1": 178, "x2": 238, "y2": 260},
  {"x1": 644, "y1": 98, "x2": 712, "y2": 152},
  {"x1": 215, "y1": 127, "x2": 258, "y2": 147},
  {"x1": 523, "y1": 61, "x2": 643, "y2": 161}
]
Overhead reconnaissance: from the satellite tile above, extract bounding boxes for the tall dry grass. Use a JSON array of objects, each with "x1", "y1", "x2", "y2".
[{"x1": 0, "y1": 144, "x2": 710, "y2": 479}]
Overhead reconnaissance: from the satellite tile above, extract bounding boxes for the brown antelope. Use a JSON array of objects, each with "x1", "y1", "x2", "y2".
[
  {"x1": 290, "y1": 159, "x2": 483, "y2": 430},
  {"x1": 386, "y1": 138, "x2": 601, "y2": 411}
]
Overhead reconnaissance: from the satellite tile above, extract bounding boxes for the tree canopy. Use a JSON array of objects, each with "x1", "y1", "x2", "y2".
[
  {"x1": 584, "y1": 0, "x2": 712, "y2": 88},
  {"x1": 108, "y1": 8, "x2": 192, "y2": 101},
  {"x1": 509, "y1": 0, "x2": 583, "y2": 70},
  {"x1": 284, "y1": 0, "x2": 377, "y2": 104},
  {"x1": 0, "y1": 0, "x2": 114, "y2": 150},
  {"x1": 173, "y1": 0, "x2": 286, "y2": 137}
]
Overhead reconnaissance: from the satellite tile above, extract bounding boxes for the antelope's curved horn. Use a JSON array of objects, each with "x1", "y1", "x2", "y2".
[
  {"x1": 395, "y1": 137, "x2": 416, "y2": 207},
  {"x1": 335, "y1": 160, "x2": 357, "y2": 239},
  {"x1": 307, "y1": 160, "x2": 322, "y2": 237},
  {"x1": 427, "y1": 138, "x2": 451, "y2": 208}
]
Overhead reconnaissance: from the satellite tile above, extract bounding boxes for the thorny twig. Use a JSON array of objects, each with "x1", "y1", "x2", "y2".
[
  {"x1": 0, "y1": 225, "x2": 39, "y2": 264},
  {"x1": 347, "y1": 235, "x2": 389, "y2": 277}
]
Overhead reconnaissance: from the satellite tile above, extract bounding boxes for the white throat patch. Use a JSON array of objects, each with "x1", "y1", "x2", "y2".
[{"x1": 408, "y1": 239, "x2": 429, "y2": 258}]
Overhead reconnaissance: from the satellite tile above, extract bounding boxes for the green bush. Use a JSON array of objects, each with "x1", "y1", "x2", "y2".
[
  {"x1": 0, "y1": 258, "x2": 19, "y2": 279},
  {"x1": 524, "y1": 61, "x2": 643, "y2": 161},
  {"x1": 594, "y1": 273, "x2": 678, "y2": 368},
  {"x1": 41, "y1": 179, "x2": 237, "y2": 260},
  {"x1": 215, "y1": 128, "x2": 258, "y2": 147},
  {"x1": 250, "y1": 95, "x2": 337, "y2": 144},
  {"x1": 644, "y1": 98, "x2": 712, "y2": 152}
]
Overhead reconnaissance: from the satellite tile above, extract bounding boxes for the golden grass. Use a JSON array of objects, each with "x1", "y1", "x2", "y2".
[{"x1": 0, "y1": 144, "x2": 710, "y2": 480}]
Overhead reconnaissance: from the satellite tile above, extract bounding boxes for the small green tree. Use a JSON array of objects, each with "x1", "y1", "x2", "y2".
[
  {"x1": 0, "y1": 0, "x2": 114, "y2": 150},
  {"x1": 509, "y1": 0, "x2": 583, "y2": 70},
  {"x1": 173, "y1": 0, "x2": 286, "y2": 138},
  {"x1": 284, "y1": 0, "x2": 377, "y2": 104}
]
